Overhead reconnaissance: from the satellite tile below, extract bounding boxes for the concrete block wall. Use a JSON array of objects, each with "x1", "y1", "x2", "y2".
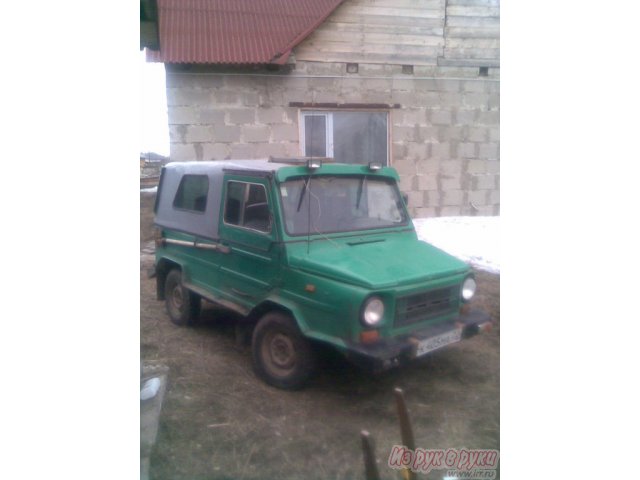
[{"x1": 165, "y1": 61, "x2": 499, "y2": 217}]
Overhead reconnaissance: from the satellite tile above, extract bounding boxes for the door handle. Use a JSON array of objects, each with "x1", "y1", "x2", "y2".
[{"x1": 231, "y1": 288, "x2": 252, "y2": 298}]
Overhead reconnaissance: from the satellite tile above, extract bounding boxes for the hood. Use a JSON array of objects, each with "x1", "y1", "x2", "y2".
[{"x1": 287, "y1": 233, "x2": 469, "y2": 289}]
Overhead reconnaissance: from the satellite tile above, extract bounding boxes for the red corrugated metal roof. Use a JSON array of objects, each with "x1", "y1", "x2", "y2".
[{"x1": 147, "y1": 0, "x2": 345, "y2": 65}]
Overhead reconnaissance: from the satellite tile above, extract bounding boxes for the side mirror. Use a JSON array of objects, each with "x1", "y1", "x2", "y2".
[{"x1": 402, "y1": 193, "x2": 409, "y2": 206}]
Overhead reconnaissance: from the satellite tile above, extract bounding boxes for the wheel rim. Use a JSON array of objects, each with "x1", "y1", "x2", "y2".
[
  {"x1": 172, "y1": 285, "x2": 184, "y2": 308},
  {"x1": 262, "y1": 331, "x2": 297, "y2": 377}
]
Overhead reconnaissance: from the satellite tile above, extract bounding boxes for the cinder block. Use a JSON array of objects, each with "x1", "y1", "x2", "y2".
[
  {"x1": 393, "y1": 126, "x2": 418, "y2": 143},
  {"x1": 439, "y1": 206, "x2": 461, "y2": 216},
  {"x1": 392, "y1": 142, "x2": 407, "y2": 160},
  {"x1": 462, "y1": 93, "x2": 488, "y2": 108},
  {"x1": 425, "y1": 190, "x2": 441, "y2": 207},
  {"x1": 455, "y1": 109, "x2": 476, "y2": 125},
  {"x1": 430, "y1": 110, "x2": 452, "y2": 126},
  {"x1": 168, "y1": 125, "x2": 187, "y2": 143},
  {"x1": 228, "y1": 108, "x2": 256, "y2": 125},
  {"x1": 417, "y1": 174, "x2": 438, "y2": 191},
  {"x1": 468, "y1": 127, "x2": 488, "y2": 142},
  {"x1": 203, "y1": 143, "x2": 231, "y2": 160},
  {"x1": 257, "y1": 107, "x2": 286, "y2": 125},
  {"x1": 398, "y1": 174, "x2": 415, "y2": 192},
  {"x1": 258, "y1": 142, "x2": 287, "y2": 157},
  {"x1": 489, "y1": 127, "x2": 500, "y2": 142},
  {"x1": 430, "y1": 142, "x2": 451, "y2": 159},
  {"x1": 416, "y1": 126, "x2": 439, "y2": 143},
  {"x1": 456, "y1": 142, "x2": 477, "y2": 158},
  {"x1": 440, "y1": 175, "x2": 462, "y2": 191},
  {"x1": 479, "y1": 143, "x2": 499, "y2": 159},
  {"x1": 435, "y1": 79, "x2": 462, "y2": 93},
  {"x1": 418, "y1": 158, "x2": 440, "y2": 174},
  {"x1": 213, "y1": 125, "x2": 241, "y2": 143},
  {"x1": 423, "y1": 92, "x2": 442, "y2": 107},
  {"x1": 194, "y1": 143, "x2": 204, "y2": 160},
  {"x1": 168, "y1": 107, "x2": 199, "y2": 125},
  {"x1": 213, "y1": 90, "x2": 241, "y2": 105},
  {"x1": 167, "y1": 88, "x2": 212, "y2": 107},
  {"x1": 438, "y1": 175, "x2": 462, "y2": 192},
  {"x1": 230, "y1": 143, "x2": 256, "y2": 158},
  {"x1": 312, "y1": 90, "x2": 340, "y2": 103},
  {"x1": 440, "y1": 160, "x2": 463, "y2": 175},
  {"x1": 486, "y1": 160, "x2": 500, "y2": 174},
  {"x1": 436, "y1": 92, "x2": 465, "y2": 109},
  {"x1": 406, "y1": 142, "x2": 430, "y2": 160},
  {"x1": 463, "y1": 80, "x2": 487, "y2": 93},
  {"x1": 488, "y1": 93, "x2": 500, "y2": 110},
  {"x1": 468, "y1": 190, "x2": 489, "y2": 206},
  {"x1": 170, "y1": 143, "x2": 197, "y2": 161},
  {"x1": 407, "y1": 191, "x2": 424, "y2": 208},
  {"x1": 473, "y1": 174, "x2": 495, "y2": 190},
  {"x1": 282, "y1": 142, "x2": 301, "y2": 156},
  {"x1": 438, "y1": 127, "x2": 465, "y2": 142},
  {"x1": 474, "y1": 205, "x2": 494, "y2": 215},
  {"x1": 362, "y1": 78, "x2": 393, "y2": 92},
  {"x1": 186, "y1": 125, "x2": 213, "y2": 143},
  {"x1": 198, "y1": 108, "x2": 226, "y2": 125},
  {"x1": 242, "y1": 125, "x2": 271, "y2": 143},
  {"x1": 476, "y1": 110, "x2": 500, "y2": 125},
  {"x1": 271, "y1": 124, "x2": 299, "y2": 142},
  {"x1": 240, "y1": 92, "x2": 260, "y2": 106},
  {"x1": 392, "y1": 78, "x2": 416, "y2": 92},
  {"x1": 393, "y1": 158, "x2": 416, "y2": 175},
  {"x1": 415, "y1": 207, "x2": 437, "y2": 218},
  {"x1": 391, "y1": 90, "x2": 421, "y2": 106},
  {"x1": 467, "y1": 159, "x2": 487, "y2": 174},
  {"x1": 401, "y1": 109, "x2": 427, "y2": 126},
  {"x1": 442, "y1": 189, "x2": 464, "y2": 206}
]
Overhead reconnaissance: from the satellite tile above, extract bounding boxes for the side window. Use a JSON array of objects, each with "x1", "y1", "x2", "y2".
[
  {"x1": 224, "y1": 181, "x2": 271, "y2": 233},
  {"x1": 173, "y1": 174, "x2": 209, "y2": 212}
]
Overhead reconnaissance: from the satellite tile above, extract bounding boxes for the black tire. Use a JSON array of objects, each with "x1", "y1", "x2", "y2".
[
  {"x1": 164, "y1": 269, "x2": 201, "y2": 326},
  {"x1": 251, "y1": 312, "x2": 316, "y2": 390}
]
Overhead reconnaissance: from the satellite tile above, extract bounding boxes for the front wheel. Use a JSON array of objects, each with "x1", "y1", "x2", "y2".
[
  {"x1": 251, "y1": 312, "x2": 316, "y2": 390},
  {"x1": 164, "y1": 269, "x2": 201, "y2": 326}
]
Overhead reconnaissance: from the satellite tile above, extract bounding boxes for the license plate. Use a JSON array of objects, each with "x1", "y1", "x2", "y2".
[{"x1": 414, "y1": 328, "x2": 463, "y2": 357}]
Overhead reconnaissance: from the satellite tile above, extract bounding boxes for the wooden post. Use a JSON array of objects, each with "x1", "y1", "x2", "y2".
[
  {"x1": 394, "y1": 387, "x2": 416, "y2": 480},
  {"x1": 360, "y1": 430, "x2": 381, "y2": 480}
]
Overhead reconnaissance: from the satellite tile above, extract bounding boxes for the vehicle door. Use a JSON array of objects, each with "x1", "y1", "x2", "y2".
[{"x1": 217, "y1": 175, "x2": 281, "y2": 310}]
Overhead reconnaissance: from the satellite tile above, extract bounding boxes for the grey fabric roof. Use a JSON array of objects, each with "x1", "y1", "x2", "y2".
[{"x1": 154, "y1": 160, "x2": 287, "y2": 240}]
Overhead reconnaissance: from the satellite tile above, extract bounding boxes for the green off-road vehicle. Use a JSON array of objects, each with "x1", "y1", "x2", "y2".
[{"x1": 153, "y1": 158, "x2": 491, "y2": 389}]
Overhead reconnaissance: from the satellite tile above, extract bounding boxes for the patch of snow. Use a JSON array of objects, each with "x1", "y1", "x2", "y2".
[
  {"x1": 413, "y1": 216, "x2": 500, "y2": 274},
  {"x1": 140, "y1": 186, "x2": 158, "y2": 193}
]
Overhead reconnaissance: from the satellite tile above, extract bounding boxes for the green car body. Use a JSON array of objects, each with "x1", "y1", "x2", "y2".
[{"x1": 153, "y1": 159, "x2": 491, "y2": 388}]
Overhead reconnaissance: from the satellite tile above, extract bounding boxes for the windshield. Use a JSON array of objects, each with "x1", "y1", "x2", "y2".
[{"x1": 279, "y1": 175, "x2": 408, "y2": 236}]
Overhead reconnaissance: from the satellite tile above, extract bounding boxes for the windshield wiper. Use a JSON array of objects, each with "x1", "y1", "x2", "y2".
[
  {"x1": 296, "y1": 177, "x2": 309, "y2": 212},
  {"x1": 356, "y1": 176, "x2": 366, "y2": 210}
]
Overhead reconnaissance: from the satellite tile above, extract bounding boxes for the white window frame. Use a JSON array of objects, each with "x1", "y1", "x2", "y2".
[{"x1": 300, "y1": 111, "x2": 334, "y2": 158}]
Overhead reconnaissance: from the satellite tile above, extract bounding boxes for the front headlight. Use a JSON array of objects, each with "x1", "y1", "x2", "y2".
[
  {"x1": 362, "y1": 296, "x2": 385, "y2": 326},
  {"x1": 461, "y1": 276, "x2": 477, "y2": 302}
]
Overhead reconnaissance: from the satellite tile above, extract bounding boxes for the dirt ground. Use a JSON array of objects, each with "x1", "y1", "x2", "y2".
[{"x1": 140, "y1": 191, "x2": 500, "y2": 480}]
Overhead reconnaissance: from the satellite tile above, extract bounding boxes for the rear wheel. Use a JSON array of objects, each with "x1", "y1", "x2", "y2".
[
  {"x1": 251, "y1": 312, "x2": 316, "y2": 390},
  {"x1": 164, "y1": 269, "x2": 200, "y2": 326}
]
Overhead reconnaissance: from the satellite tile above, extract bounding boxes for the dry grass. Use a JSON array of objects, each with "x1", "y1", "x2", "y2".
[{"x1": 141, "y1": 192, "x2": 499, "y2": 480}]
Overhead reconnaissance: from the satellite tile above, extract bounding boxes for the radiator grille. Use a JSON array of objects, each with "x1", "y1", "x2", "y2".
[{"x1": 395, "y1": 286, "x2": 458, "y2": 327}]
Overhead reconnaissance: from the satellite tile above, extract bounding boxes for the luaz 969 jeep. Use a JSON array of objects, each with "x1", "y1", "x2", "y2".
[{"x1": 152, "y1": 158, "x2": 491, "y2": 389}]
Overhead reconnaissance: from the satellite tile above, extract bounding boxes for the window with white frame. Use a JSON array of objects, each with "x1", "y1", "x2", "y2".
[{"x1": 300, "y1": 111, "x2": 389, "y2": 165}]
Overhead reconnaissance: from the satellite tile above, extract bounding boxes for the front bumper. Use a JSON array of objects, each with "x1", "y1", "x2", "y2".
[{"x1": 344, "y1": 309, "x2": 492, "y2": 372}]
